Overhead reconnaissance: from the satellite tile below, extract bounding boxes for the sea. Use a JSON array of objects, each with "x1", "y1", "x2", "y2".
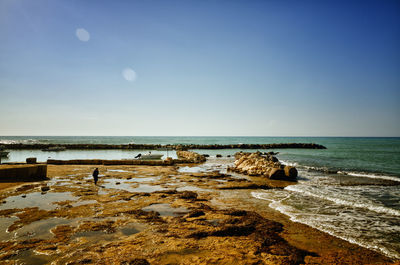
[{"x1": 1, "y1": 136, "x2": 400, "y2": 259}]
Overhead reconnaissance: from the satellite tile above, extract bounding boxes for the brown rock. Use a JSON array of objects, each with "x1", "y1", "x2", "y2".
[
  {"x1": 26, "y1": 157, "x2": 37, "y2": 164},
  {"x1": 268, "y1": 168, "x2": 286, "y2": 180},
  {"x1": 179, "y1": 191, "x2": 198, "y2": 200},
  {"x1": 284, "y1": 165, "x2": 298, "y2": 180}
]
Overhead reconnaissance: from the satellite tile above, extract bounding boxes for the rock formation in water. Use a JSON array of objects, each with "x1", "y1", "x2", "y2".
[
  {"x1": 229, "y1": 152, "x2": 298, "y2": 181},
  {"x1": 176, "y1": 151, "x2": 206, "y2": 163},
  {"x1": 2, "y1": 143, "x2": 327, "y2": 150}
]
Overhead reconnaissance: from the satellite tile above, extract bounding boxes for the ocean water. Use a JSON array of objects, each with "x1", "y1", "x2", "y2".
[{"x1": 1, "y1": 136, "x2": 400, "y2": 259}]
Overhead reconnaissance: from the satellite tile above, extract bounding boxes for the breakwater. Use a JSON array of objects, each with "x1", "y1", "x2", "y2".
[
  {"x1": 47, "y1": 159, "x2": 195, "y2": 165},
  {"x1": 0, "y1": 164, "x2": 47, "y2": 181},
  {"x1": 1, "y1": 143, "x2": 326, "y2": 150}
]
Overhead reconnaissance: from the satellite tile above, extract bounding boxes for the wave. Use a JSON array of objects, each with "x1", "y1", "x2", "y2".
[
  {"x1": 279, "y1": 158, "x2": 400, "y2": 183},
  {"x1": 0, "y1": 139, "x2": 46, "y2": 144},
  {"x1": 251, "y1": 191, "x2": 400, "y2": 260},
  {"x1": 337, "y1": 171, "x2": 400, "y2": 183},
  {"x1": 285, "y1": 185, "x2": 400, "y2": 217}
]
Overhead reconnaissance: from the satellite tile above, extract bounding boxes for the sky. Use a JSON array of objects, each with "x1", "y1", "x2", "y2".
[{"x1": 0, "y1": 0, "x2": 399, "y2": 136}]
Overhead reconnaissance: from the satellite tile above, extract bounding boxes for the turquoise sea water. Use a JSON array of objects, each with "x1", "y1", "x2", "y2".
[
  {"x1": 1, "y1": 136, "x2": 399, "y2": 176},
  {"x1": 1, "y1": 136, "x2": 400, "y2": 259}
]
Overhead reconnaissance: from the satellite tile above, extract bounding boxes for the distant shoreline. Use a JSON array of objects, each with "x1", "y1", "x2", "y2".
[{"x1": 1, "y1": 143, "x2": 326, "y2": 150}]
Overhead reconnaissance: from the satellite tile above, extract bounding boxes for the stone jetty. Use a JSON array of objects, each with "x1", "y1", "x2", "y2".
[{"x1": 2, "y1": 143, "x2": 326, "y2": 150}]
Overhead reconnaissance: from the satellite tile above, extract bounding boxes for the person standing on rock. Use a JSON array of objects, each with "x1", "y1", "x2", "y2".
[{"x1": 93, "y1": 168, "x2": 99, "y2": 185}]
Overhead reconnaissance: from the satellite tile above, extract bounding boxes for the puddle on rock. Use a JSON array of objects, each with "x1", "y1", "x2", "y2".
[
  {"x1": 176, "y1": 186, "x2": 210, "y2": 192},
  {"x1": 132, "y1": 176, "x2": 161, "y2": 182},
  {"x1": 0, "y1": 216, "x2": 19, "y2": 241},
  {"x1": 71, "y1": 200, "x2": 98, "y2": 207},
  {"x1": 120, "y1": 222, "x2": 146, "y2": 236},
  {"x1": 47, "y1": 178, "x2": 73, "y2": 186},
  {"x1": 107, "y1": 169, "x2": 131, "y2": 173},
  {"x1": 0, "y1": 192, "x2": 77, "y2": 211},
  {"x1": 8, "y1": 249, "x2": 53, "y2": 265},
  {"x1": 101, "y1": 179, "x2": 133, "y2": 190},
  {"x1": 13, "y1": 217, "x2": 78, "y2": 240},
  {"x1": 72, "y1": 222, "x2": 145, "y2": 243},
  {"x1": 131, "y1": 184, "x2": 169, "y2": 193},
  {"x1": 142, "y1": 203, "x2": 189, "y2": 217}
]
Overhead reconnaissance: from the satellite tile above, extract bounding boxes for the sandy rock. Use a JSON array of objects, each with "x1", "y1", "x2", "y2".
[
  {"x1": 176, "y1": 151, "x2": 206, "y2": 163},
  {"x1": 229, "y1": 152, "x2": 297, "y2": 181},
  {"x1": 284, "y1": 165, "x2": 298, "y2": 179}
]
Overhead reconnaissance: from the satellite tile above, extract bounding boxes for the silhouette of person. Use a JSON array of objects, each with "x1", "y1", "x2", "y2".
[{"x1": 93, "y1": 168, "x2": 99, "y2": 185}]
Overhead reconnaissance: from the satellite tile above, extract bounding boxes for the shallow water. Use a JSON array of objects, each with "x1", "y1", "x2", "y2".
[
  {"x1": 1, "y1": 149, "x2": 177, "y2": 163},
  {"x1": 13, "y1": 217, "x2": 78, "y2": 240},
  {"x1": 0, "y1": 192, "x2": 77, "y2": 211},
  {"x1": 251, "y1": 167, "x2": 400, "y2": 260},
  {"x1": 176, "y1": 186, "x2": 211, "y2": 192},
  {"x1": 8, "y1": 249, "x2": 53, "y2": 265},
  {"x1": 142, "y1": 203, "x2": 189, "y2": 217},
  {"x1": 2, "y1": 136, "x2": 400, "y2": 259}
]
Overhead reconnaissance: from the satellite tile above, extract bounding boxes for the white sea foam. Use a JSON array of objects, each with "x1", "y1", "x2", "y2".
[
  {"x1": 279, "y1": 160, "x2": 298, "y2": 167},
  {"x1": 251, "y1": 191, "x2": 400, "y2": 260},
  {"x1": 338, "y1": 171, "x2": 400, "y2": 182},
  {"x1": 285, "y1": 185, "x2": 400, "y2": 217},
  {"x1": 0, "y1": 139, "x2": 42, "y2": 144}
]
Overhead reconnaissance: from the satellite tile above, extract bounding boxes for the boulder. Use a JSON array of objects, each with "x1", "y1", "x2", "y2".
[
  {"x1": 179, "y1": 191, "x2": 198, "y2": 200},
  {"x1": 176, "y1": 151, "x2": 206, "y2": 163},
  {"x1": 229, "y1": 152, "x2": 297, "y2": 181},
  {"x1": 41, "y1": 186, "x2": 50, "y2": 192},
  {"x1": 284, "y1": 165, "x2": 298, "y2": 180},
  {"x1": 26, "y1": 157, "x2": 37, "y2": 164},
  {"x1": 268, "y1": 168, "x2": 286, "y2": 180}
]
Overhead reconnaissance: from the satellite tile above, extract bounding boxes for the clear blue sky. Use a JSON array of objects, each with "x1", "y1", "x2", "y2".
[{"x1": 0, "y1": 0, "x2": 399, "y2": 136}]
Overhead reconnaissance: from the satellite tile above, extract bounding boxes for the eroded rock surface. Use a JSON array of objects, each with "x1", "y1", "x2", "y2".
[
  {"x1": 0, "y1": 164, "x2": 393, "y2": 265},
  {"x1": 176, "y1": 151, "x2": 206, "y2": 163},
  {"x1": 229, "y1": 152, "x2": 298, "y2": 181}
]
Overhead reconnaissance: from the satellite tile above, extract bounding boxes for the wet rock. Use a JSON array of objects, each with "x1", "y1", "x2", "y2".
[
  {"x1": 224, "y1": 210, "x2": 247, "y2": 216},
  {"x1": 176, "y1": 151, "x2": 206, "y2": 163},
  {"x1": 186, "y1": 210, "x2": 205, "y2": 218},
  {"x1": 16, "y1": 184, "x2": 39, "y2": 192},
  {"x1": 268, "y1": 168, "x2": 286, "y2": 180},
  {"x1": 218, "y1": 183, "x2": 271, "y2": 190},
  {"x1": 229, "y1": 152, "x2": 297, "y2": 181},
  {"x1": 26, "y1": 157, "x2": 37, "y2": 164},
  {"x1": 284, "y1": 165, "x2": 298, "y2": 179},
  {"x1": 121, "y1": 258, "x2": 150, "y2": 265},
  {"x1": 179, "y1": 191, "x2": 198, "y2": 200},
  {"x1": 78, "y1": 220, "x2": 116, "y2": 234},
  {"x1": 41, "y1": 186, "x2": 50, "y2": 192},
  {"x1": 70, "y1": 258, "x2": 92, "y2": 264}
]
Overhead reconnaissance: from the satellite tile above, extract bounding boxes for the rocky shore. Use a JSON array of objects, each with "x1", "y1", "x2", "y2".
[
  {"x1": 0, "y1": 162, "x2": 395, "y2": 264},
  {"x1": 1, "y1": 143, "x2": 326, "y2": 150},
  {"x1": 229, "y1": 152, "x2": 298, "y2": 181}
]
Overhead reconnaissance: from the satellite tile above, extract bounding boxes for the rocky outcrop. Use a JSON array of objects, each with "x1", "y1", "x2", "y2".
[
  {"x1": 176, "y1": 151, "x2": 206, "y2": 163},
  {"x1": 229, "y1": 152, "x2": 298, "y2": 181}
]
